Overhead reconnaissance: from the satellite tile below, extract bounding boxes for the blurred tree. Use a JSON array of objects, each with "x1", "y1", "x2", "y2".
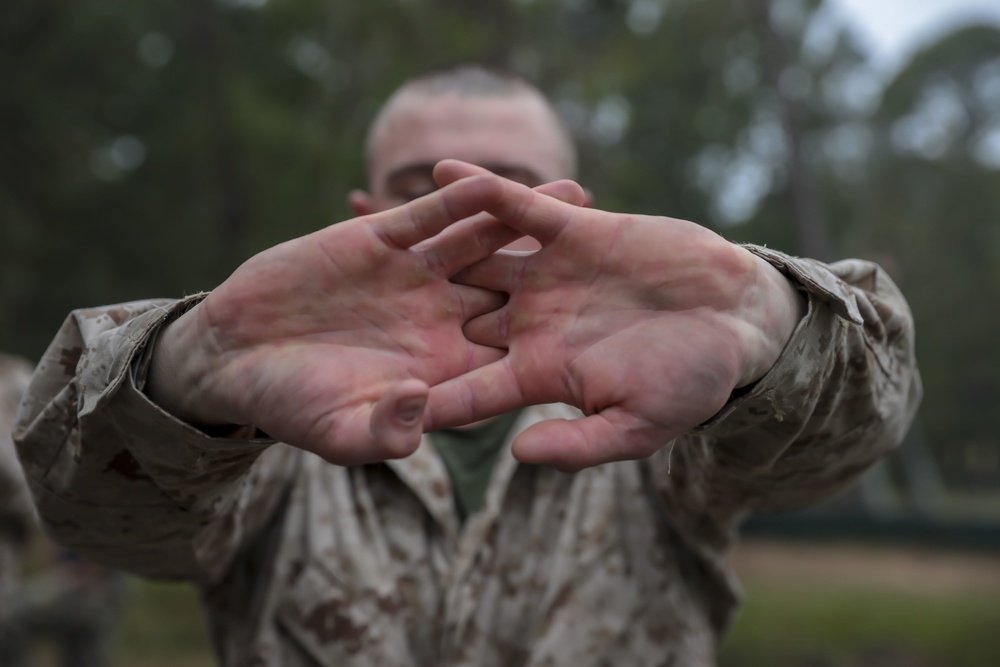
[
  {"x1": 858, "y1": 25, "x2": 1000, "y2": 488},
  {"x1": 0, "y1": 0, "x2": 865, "y2": 354},
  {"x1": 2, "y1": 0, "x2": 997, "y2": 494},
  {"x1": 1, "y1": 0, "x2": 352, "y2": 357}
]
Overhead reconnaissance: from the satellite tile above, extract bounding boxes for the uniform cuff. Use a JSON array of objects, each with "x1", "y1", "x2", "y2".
[{"x1": 695, "y1": 246, "x2": 858, "y2": 445}]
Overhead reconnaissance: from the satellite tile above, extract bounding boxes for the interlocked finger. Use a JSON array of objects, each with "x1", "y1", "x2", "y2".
[
  {"x1": 418, "y1": 175, "x2": 586, "y2": 277},
  {"x1": 373, "y1": 174, "x2": 502, "y2": 249}
]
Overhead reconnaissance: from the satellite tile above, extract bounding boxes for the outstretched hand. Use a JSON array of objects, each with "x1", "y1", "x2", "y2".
[
  {"x1": 426, "y1": 160, "x2": 806, "y2": 471},
  {"x1": 147, "y1": 173, "x2": 586, "y2": 465}
]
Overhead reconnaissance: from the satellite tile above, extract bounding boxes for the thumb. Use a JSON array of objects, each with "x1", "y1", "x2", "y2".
[
  {"x1": 511, "y1": 408, "x2": 670, "y2": 472},
  {"x1": 306, "y1": 381, "x2": 426, "y2": 466},
  {"x1": 366, "y1": 379, "x2": 429, "y2": 460}
]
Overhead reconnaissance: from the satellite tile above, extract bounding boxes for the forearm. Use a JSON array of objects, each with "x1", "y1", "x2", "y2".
[
  {"x1": 14, "y1": 299, "x2": 293, "y2": 583},
  {"x1": 653, "y1": 250, "x2": 921, "y2": 539}
]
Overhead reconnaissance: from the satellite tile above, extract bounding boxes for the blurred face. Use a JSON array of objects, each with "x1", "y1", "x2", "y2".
[{"x1": 351, "y1": 92, "x2": 575, "y2": 251}]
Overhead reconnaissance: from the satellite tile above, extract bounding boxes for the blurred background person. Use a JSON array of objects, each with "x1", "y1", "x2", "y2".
[
  {"x1": 0, "y1": 353, "x2": 34, "y2": 621},
  {"x1": 1, "y1": 353, "x2": 126, "y2": 667}
]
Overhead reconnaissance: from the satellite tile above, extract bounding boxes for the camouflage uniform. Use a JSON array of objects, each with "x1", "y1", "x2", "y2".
[
  {"x1": 0, "y1": 353, "x2": 35, "y2": 621},
  {"x1": 13, "y1": 248, "x2": 921, "y2": 666}
]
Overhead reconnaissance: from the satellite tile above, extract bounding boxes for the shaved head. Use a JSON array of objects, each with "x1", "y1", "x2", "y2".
[
  {"x1": 348, "y1": 65, "x2": 581, "y2": 252},
  {"x1": 364, "y1": 66, "x2": 577, "y2": 183}
]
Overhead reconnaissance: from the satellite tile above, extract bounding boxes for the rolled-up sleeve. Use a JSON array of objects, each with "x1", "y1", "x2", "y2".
[
  {"x1": 650, "y1": 248, "x2": 922, "y2": 548},
  {"x1": 13, "y1": 298, "x2": 298, "y2": 584}
]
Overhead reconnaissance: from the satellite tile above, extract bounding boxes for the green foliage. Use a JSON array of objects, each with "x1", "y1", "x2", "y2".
[
  {"x1": 860, "y1": 25, "x2": 1000, "y2": 487},
  {"x1": 721, "y1": 581, "x2": 1000, "y2": 667},
  {"x1": 117, "y1": 579, "x2": 214, "y2": 662}
]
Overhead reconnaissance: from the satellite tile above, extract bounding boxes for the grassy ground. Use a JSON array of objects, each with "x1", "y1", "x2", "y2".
[
  {"x1": 720, "y1": 542, "x2": 1000, "y2": 667},
  {"x1": 27, "y1": 541, "x2": 1000, "y2": 666},
  {"x1": 719, "y1": 583, "x2": 1000, "y2": 667},
  {"x1": 114, "y1": 580, "x2": 215, "y2": 667}
]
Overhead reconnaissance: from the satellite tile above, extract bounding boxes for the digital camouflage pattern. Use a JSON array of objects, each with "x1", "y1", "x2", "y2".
[
  {"x1": 0, "y1": 353, "x2": 34, "y2": 622},
  {"x1": 13, "y1": 248, "x2": 921, "y2": 666}
]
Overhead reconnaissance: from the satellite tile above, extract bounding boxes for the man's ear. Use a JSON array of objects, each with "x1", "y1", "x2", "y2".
[{"x1": 348, "y1": 189, "x2": 372, "y2": 217}]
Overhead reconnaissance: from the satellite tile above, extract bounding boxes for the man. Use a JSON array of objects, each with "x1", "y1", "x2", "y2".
[
  {"x1": 0, "y1": 353, "x2": 34, "y2": 619},
  {"x1": 13, "y1": 66, "x2": 921, "y2": 665}
]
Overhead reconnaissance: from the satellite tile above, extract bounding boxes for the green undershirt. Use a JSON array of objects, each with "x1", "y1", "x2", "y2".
[{"x1": 428, "y1": 410, "x2": 523, "y2": 524}]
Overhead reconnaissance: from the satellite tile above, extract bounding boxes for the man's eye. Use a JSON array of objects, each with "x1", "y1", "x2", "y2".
[{"x1": 402, "y1": 187, "x2": 438, "y2": 202}]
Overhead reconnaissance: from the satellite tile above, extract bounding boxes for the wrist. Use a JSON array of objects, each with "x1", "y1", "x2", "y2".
[
  {"x1": 735, "y1": 253, "x2": 807, "y2": 387},
  {"x1": 146, "y1": 302, "x2": 234, "y2": 428}
]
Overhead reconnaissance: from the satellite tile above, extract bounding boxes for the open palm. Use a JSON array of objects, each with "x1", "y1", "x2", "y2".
[
  {"x1": 427, "y1": 161, "x2": 803, "y2": 470},
  {"x1": 150, "y1": 174, "x2": 585, "y2": 464}
]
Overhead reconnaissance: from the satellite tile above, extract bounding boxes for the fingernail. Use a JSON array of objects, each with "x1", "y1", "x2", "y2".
[{"x1": 396, "y1": 397, "x2": 426, "y2": 425}]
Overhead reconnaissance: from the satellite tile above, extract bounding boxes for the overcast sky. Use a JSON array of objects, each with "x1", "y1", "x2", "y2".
[{"x1": 829, "y1": 0, "x2": 1000, "y2": 74}]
